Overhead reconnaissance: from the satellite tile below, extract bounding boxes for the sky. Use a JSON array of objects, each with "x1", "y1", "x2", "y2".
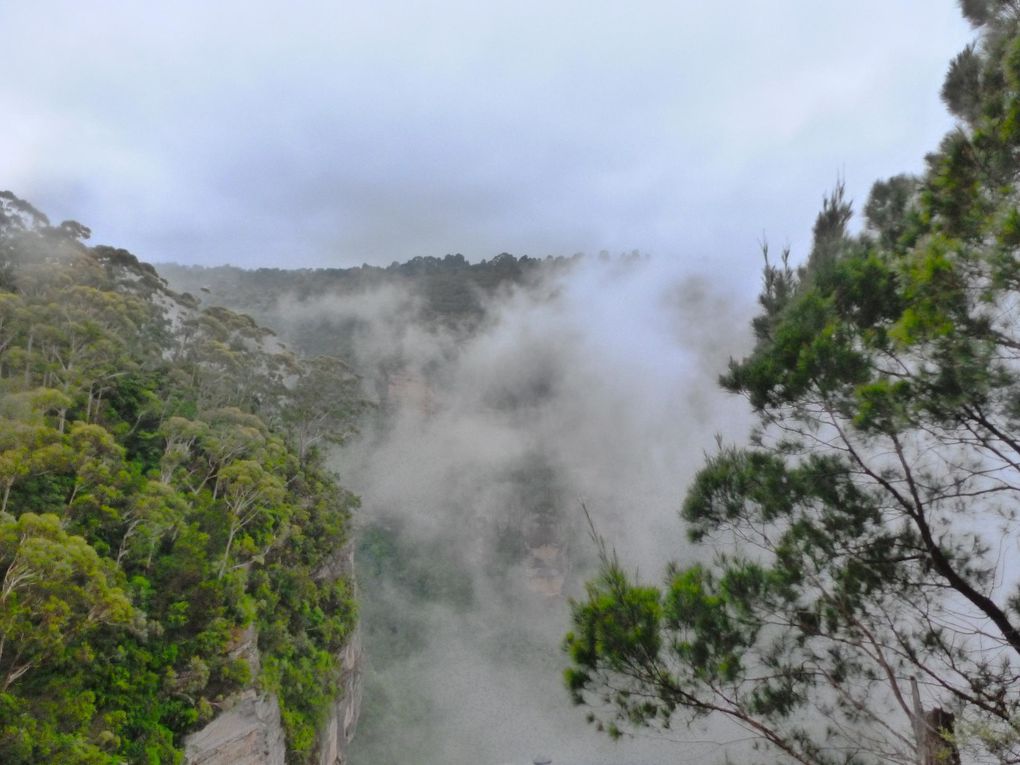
[{"x1": 1, "y1": 1, "x2": 973, "y2": 286}]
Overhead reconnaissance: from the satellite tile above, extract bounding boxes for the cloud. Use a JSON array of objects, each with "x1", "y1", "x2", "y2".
[{"x1": 0, "y1": 1, "x2": 972, "y2": 273}]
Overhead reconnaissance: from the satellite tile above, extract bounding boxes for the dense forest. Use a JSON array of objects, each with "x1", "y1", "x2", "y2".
[
  {"x1": 0, "y1": 192, "x2": 360, "y2": 764},
  {"x1": 565, "y1": 2, "x2": 1020, "y2": 763},
  {"x1": 157, "y1": 250, "x2": 591, "y2": 356}
]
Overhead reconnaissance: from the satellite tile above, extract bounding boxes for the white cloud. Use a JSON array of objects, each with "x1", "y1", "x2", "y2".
[{"x1": 0, "y1": 1, "x2": 973, "y2": 273}]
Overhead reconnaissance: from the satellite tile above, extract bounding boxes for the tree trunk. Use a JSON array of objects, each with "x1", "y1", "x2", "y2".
[
  {"x1": 918, "y1": 708, "x2": 960, "y2": 765},
  {"x1": 913, "y1": 681, "x2": 958, "y2": 765},
  {"x1": 218, "y1": 522, "x2": 238, "y2": 580},
  {"x1": 912, "y1": 679, "x2": 960, "y2": 765}
]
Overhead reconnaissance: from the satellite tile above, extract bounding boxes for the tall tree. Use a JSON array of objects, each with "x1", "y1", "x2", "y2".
[
  {"x1": 0, "y1": 513, "x2": 134, "y2": 691},
  {"x1": 565, "y1": 5, "x2": 1020, "y2": 763}
]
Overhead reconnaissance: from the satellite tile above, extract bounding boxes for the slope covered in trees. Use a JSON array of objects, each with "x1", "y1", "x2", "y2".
[
  {"x1": 565, "y1": 2, "x2": 1020, "y2": 763},
  {"x1": 158, "y1": 252, "x2": 578, "y2": 346},
  {"x1": 155, "y1": 250, "x2": 618, "y2": 377},
  {"x1": 0, "y1": 192, "x2": 360, "y2": 764}
]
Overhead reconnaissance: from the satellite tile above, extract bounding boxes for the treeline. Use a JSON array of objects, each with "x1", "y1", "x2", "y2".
[
  {"x1": 157, "y1": 250, "x2": 633, "y2": 334},
  {"x1": 0, "y1": 191, "x2": 361, "y2": 764}
]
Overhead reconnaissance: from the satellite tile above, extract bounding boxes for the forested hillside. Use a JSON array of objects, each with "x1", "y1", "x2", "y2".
[
  {"x1": 159, "y1": 252, "x2": 580, "y2": 324},
  {"x1": 0, "y1": 191, "x2": 359, "y2": 764},
  {"x1": 157, "y1": 251, "x2": 593, "y2": 362},
  {"x1": 565, "y1": 3, "x2": 1020, "y2": 763}
]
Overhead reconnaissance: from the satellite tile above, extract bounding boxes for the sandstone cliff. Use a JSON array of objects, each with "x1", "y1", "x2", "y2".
[{"x1": 184, "y1": 543, "x2": 361, "y2": 765}]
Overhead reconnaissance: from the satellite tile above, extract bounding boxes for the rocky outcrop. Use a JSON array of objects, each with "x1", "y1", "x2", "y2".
[
  {"x1": 315, "y1": 543, "x2": 362, "y2": 765},
  {"x1": 524, "y1": 543, "x2": 566, "y2": 597},
  {"x1": 183, "y1": 623, "x2": 281, "y2": 765},
  {"x1": 184, "y1": 691, "x2": 286, "y2": 765},
  {"x1": 316, "y1": 627, "x2": 363, "y2": 765},
  {"x1": 185, "y1": 542, "x2": 362, "y2": 765}
]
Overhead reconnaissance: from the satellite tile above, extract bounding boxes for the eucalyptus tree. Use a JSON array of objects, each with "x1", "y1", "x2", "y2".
[
  {"x1": 0, "y1": 512, "x2": 134, "y2": 691},
  {"x1": 281, "y1": 354, "x2": 366, "y2": 463}
]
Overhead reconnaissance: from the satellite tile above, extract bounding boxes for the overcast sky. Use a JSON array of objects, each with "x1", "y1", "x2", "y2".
[{"x1": 1, "y1": 1, "x2": 972, "y2": 286}]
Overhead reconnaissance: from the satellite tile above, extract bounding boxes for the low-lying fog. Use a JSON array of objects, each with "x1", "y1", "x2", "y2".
[{"x1": 288, "y1": 256, "x2": 758, "y2": 764}]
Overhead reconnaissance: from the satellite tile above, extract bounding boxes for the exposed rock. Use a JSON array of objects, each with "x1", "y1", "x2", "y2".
[
  {"x1": 184, "y1": 690, "x2": 286, "y2": 765},
  {"x1": 228, "y1": 623, "x2": 261, "y2": 678},
  {"x1": 185, "y1": 540, "x2": 361, "y2": 765},
  {"x1": 316, "y1": 542, "x2": 363, "y2": 764},
  {"x1": 386, "y1": 371, "x2": 435, "y2": 415},
  {"x1": 317, "y1": 627, "x2": 363, "y2": 765},
  {"x1": 524, "y1": 543, "x2": 566, "y2": 597},
  {"x1": 315, "y1": 538, "x2": 357, "y2": 583},
  {"x1": 523, "y1": 521, "x2": 569, "y2": 597}
]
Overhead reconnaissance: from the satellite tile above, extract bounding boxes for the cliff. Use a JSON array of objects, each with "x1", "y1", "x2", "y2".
[{"x1": 184, "y1": 543, "x2": 362, "y2": 765}]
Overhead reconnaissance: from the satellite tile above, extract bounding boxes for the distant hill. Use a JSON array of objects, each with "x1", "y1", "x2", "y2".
[{"x1": 157, "y1": 252, "x2": 579, "y2": 342}]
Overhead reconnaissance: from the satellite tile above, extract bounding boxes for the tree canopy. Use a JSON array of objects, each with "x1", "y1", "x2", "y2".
[
  {"x1": 565, "y1": 4, "x2": 1020, "y2": 763},
  {"x1": 0, "y1": 193, "x2": 360, "y2": 764}
]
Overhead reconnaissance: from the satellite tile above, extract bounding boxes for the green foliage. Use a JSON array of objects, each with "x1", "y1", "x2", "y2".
[
  {"x1": 943, "y1": 45, "x2": 984, "y2": 124},
  {"x1": 0, "y1": 192, "x2": 359, "y2": 763},
  {"x1": 864, "y1": 174, "x2": 918, "y2": 249},
  {"x1": 565, "y1": 7, "x2": 1020, "y2": 763},
  {"x1": 157, "y1": 251, "x2": 582, "y2": 359}
]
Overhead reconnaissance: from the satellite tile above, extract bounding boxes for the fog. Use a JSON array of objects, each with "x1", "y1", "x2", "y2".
[{"x1": 271, "y1": 256, "x2": 758, "y2": 764}]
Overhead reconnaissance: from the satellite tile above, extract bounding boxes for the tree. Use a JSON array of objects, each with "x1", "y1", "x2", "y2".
[
  {"x1": 216, "y1": 459, "x2": 287, "y2": 579},
  {"x1": 0, "y1": 513, "x2": 134, "y2": 691},
  {"x1": 280, "y1": 355, "x2": 365, "y2": 462},
  {"x1": 564, "y1": 6, "x2": 1020, "y2": 763},
  {"x1": 0, "y1": 389, "x2": 72, "y2": 513},
  {"x1": 0, "y1": 190, "x2": 360, "y2": 764}
]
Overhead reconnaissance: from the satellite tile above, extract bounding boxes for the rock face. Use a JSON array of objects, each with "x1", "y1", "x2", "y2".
[
  {"x1": 524, "y1": 543, "x2": 566, "y2": 597},
  {"x1": 385, "y1": 370, "x2": 434, "y2": 416},
  {"x1": 184, "y1": 541, "x2": 362, "y2": 765},
  {"x1": 315, "y1": 543, "x2": 362, "y2": 765},
  {"x1": 183, "y1": 691, "x2": 286, "y2": 765},
  {"x1": 183, "y1": 625, "x2": 363, "y2": 765},
  {"x1": 316, "y1": 627, "x2": 363, "y2": 765}
]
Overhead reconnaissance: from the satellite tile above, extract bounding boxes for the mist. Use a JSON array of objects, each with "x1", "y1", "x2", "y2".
[{"x1": 263, "y1": 256, "x2": 757, "y2": 764}]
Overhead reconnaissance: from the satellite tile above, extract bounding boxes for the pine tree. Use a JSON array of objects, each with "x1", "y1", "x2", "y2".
[{"x1": 564, "y1": 5, "x2": 1020, "y2": 762}]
